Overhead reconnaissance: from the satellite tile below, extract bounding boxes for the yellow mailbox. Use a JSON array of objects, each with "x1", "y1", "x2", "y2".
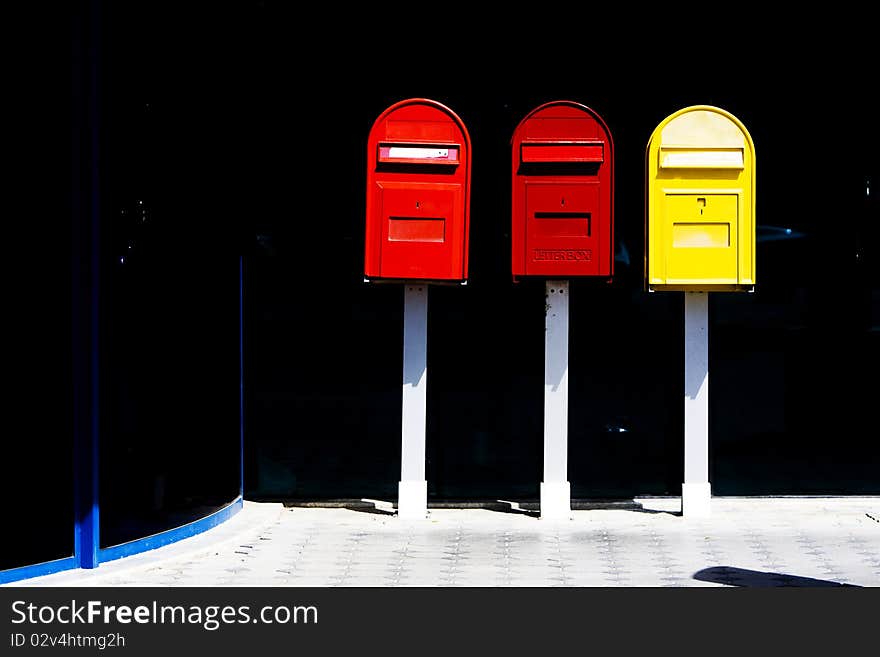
[{"x1": 646, "y1": 105, "x2": 755, "y2": 291}]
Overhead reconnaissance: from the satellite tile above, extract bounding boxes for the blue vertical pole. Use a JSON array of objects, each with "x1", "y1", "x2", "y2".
[
  {"x1": 73, "y1": 0, "x2": 101, "y2": 569},
  {"x1": 239, "y1": 255, "x2": 244, "y2": 499}
]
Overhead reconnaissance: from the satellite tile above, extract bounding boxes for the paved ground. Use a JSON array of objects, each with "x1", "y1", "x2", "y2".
[{"x1": 10, "y1": 498, "x2": 880, "y2": 587}]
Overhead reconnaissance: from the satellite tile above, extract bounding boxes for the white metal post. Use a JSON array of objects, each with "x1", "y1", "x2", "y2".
[
  {"x1": 683, "y1": 291, "x2": 711, "y2": 516},
  {"x1": 541, "y1": 280, "x2": 571, "y2": 520},
  {"x1": 399, "y1": 284, "x2": 428, "y2": 519}
]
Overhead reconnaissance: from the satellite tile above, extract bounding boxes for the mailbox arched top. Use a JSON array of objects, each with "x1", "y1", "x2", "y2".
[
  {"x1": 647, "y1": 105, "x2": 755, "y2": 161},
  {"x1": 369, "y1": 98, "x2": 472, "y2": 155},
  {"x1": 512, "y1": 100, "x2": 614, "y2": 151}
]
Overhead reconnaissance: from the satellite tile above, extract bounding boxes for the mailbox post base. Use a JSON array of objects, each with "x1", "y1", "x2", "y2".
[
  {"x1": 540, "y1": 481, "x2": 571, "y2": 520},
  {"x1": 397, "y1": 480, "x2": 428, "y2": 519},
  {"x1": 681, "y1": 482, "x2": 711, "y2": 517}
]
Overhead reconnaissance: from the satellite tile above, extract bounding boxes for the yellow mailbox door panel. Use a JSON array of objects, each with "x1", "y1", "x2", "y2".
[
  {"x1": 664, "y1": 192, "x2": 738, "y2": 284},
  {"x1": 646, "y1": 106, "x2": 755, "y2": 291}
]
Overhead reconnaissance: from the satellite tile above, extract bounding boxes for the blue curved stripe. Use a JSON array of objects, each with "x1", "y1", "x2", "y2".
[
  {"x1": 0, "y1": 556, "x2": 78, "y2": 585},
  {"x1": 1, "y1": 498, "x2": 242, "y2": 584},
  {"x1": 98, "y1": 497, "x2": 243, "y2": 563}
]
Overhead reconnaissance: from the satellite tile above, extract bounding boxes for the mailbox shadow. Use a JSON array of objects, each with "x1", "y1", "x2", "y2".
[
  {"x1": 282, "y1": 500, "x2": 397, "y2": 516},
  {"x1": 484, "y1": 500, "x2": 679, "y2": 517},
  {"x1": 694, "y1": 566, "x2": 859, "y2": 587},
  {"x1": 629, "y1": 501, "x2": 680, "y2": 517},
  {"x1": 570, "y1": 500, "x2": 679, "y2": 516},
  {"x1": 349, "y1": 499, "x2": 396, "y2": 515},
  {"x1": 494, "y1": 500, "x2": 540, "y2": 517}
]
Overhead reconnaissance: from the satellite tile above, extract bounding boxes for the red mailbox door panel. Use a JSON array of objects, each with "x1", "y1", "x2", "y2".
[
  {"x1": 365, "y1": 99, "x2": 471, "y2": 282},
  {"x1": 511, "y1": 101, "x2": 614, "y2": 279},
  {"x1": 376, "y1": 182, "x2": 463, "y2": 280},
  {"x1": 524, "y1": 181, "x2": 601, "y2": 276}
]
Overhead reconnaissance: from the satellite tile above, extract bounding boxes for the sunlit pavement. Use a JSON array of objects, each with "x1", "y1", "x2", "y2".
[{"x1": 9, "y1": 499, "x2": 880, "y2": 587}]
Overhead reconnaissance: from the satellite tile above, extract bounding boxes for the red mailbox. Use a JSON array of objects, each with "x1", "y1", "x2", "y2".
[
  {"x1": 365, "y1": 99, "x2": 472, "y2": 282},
  {"x1": 511, "y1": 101, "x2": 614, "y2": 279}
]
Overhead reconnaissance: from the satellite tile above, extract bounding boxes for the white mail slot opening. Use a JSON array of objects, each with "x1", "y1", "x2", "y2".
[
  {"x1": 659, "y1": 148, "x2": 744, "y2": 169},
  {"x1": 378, "y1": 143, "x2": 461, "y2": 164}
]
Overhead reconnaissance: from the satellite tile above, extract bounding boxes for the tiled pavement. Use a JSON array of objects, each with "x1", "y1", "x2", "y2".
[{"x1": 10, "y1": 498, "x2": 880, "y2": 587}]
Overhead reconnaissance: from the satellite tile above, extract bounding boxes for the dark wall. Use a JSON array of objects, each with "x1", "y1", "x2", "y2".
[
  {"x1": 233, "y1": 6, "x2": 879, "y2": 499},
  {"x1": 97, "y1": 3, "x2": 242, "y2": 547},
  {"x1": 65, "y1": 4, "x2": 880, "y2": 508},
  {"x1": 2, "y1": 4, "x2": 76, "y2": 571}
]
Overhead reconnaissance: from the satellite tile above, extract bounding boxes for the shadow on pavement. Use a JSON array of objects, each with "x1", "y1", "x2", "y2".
[
  {"x1": 694, "y1": 566, "x2": 859, "y2": 587},
  {"x1": 280, "y1": 498, "x2": 683, "y2": 517}
]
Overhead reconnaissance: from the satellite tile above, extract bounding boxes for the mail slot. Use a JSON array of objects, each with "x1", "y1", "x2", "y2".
[
  {"x1": 365, "y1": 98, "x2": 472, "y2": 282},
  {"x1": 646, "y1": 105, "x2": 756, "y2": 291},
  {"x1": 511, "y1": 101, "x2": 614, "y2": 279}
]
